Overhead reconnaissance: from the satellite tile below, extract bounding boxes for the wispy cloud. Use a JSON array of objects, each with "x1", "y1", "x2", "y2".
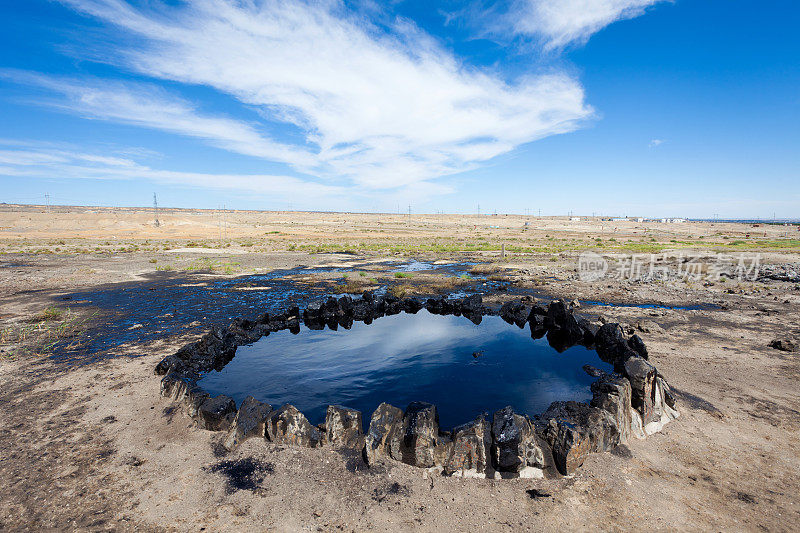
[
  {"x1": 47, "y1": 0, "x2": 592, "y2": 190},
  {"x1": 0, "y1": 140, "x2": 344, "y2": 200},
  {"x1": 508, "y1": 0, "x2": 669, "y2": 49},
  {"x1": 0, "y1": 139, "x2": 458, "y2": 209},
  {"x1": 2, "y1": 70, "x2": 316, "y2": 169},
  {"x1": 649, "y1": 138, "x2": 664, "y2": 148}
]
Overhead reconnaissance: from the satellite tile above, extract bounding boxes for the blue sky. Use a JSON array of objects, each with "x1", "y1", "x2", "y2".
[{"x1": 1, "y1": 0, "x2": 798, "y2": 218}]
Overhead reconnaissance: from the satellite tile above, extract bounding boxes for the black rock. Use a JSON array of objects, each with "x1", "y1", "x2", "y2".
[
  {"x1": 351, "y1": 300, "x2": 374, "y2": 320},
  {"x1": 401, "y1": 297, "x2": 423, "y2": 314},
  {"x1": 445, "y1": 414, "x2": 492, "y2": 476},
  {"x1": 541, "y1": 401, "x2": 619, "y2": 475},
  {"x1": 197, "y1": 395, "x2": 237, "y2": 432},
  {"x1": 303, "y1": 301, "x2": 323, "y2": 320},
  {"x1": 490, "y1": 406, "x2": 550, "y2": 474},
  {"x1": 338, "y1": 295, "x2": 353, "y2": 314},
  {"x1": 590, "y1": 374, "x2": 633, "y2": 444},
  {"x1": 155, "y1": 354, "x2": 185, "y2": 376},
  {"x1": 624, "y1": 357, "x2": 657, "y2": 424},
  {"x1": 363, "y1": 403, "x2": 404, "y2": 465},
  {"x1": 529, "y1": 313, "x2": 547, "y2": 339},
  {"x1": 582, "y1": 365, "x2": 604, "y2": 378},
  {"x1": 425, "y1": 297, "x2": 452, "y2": 315},
  {"x1": 543, "y1": 300, "x2": 585, "y2": 349},
  {"x1": 500, "y1": 300, "x2": 530, "y2": 328},
  {"x1": 325, "y1": 405, "x2": 363, "y2": 446},
  {"x1": 265, "y1": 404, "x2": 322, "y2": 448},
  {"x1": 160, "y1": 369, "x2": 195, "y2": 400},
  {"x1": 627, "y1": 334, "x2": 649, "y2": 359},
  {"x1": 576, "y1": 316, "x2": 600, "y2": 346},
  {"x1": 224, "y1": 396, "x2": 273, "y2": 451},
  {"x1": 459, "y1": 294, "x2": 483, "y2": 315},
  {"x1": 184, "y1": 385, "x2": 211, "y2": 417},
  {"x1": 595, "y1": 323, "x2": 639, "y2": 370},
  {"x1": 400, "y1": 402, "x2": 442, "y2": 468}
]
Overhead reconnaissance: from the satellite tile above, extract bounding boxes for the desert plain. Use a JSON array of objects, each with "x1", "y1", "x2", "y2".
[{"x1": 1, "y1": 203, "x2": 799, "y2": 531}]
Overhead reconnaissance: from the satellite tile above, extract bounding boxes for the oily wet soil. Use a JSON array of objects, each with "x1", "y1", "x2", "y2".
[
  {"x1": 37, "y1": 260, "x2": 488, "y2": 362},
  {"x1": 206, "y1": 457, "x2": 275, "y2": 494}
]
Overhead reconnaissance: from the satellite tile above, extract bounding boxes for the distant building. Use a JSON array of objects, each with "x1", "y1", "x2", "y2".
[{"x1": 569, "y1": 216, "x2": 581, "y2": 221}]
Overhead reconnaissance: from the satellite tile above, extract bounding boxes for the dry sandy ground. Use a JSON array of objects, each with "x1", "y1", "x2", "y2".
[
  {"x1": 1, "y1": 208, "x2": 799, "y2": 531},
  {"x1": 2, "y1": 203, "x2": 797, "y2": 243}
]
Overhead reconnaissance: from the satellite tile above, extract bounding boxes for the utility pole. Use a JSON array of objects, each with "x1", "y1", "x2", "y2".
[
  {"x1": 407, "y1": 204, "x2": 411, "y2": 224},
  {"x1": 45, "y1": 193, "x2": 50, "y2": 214},
  {"x1": 153, "y1": 193, "x2": 160, "y2": 227},
  {"x1": 477, "y1": 204, "x2": 480, "y2": 216}
]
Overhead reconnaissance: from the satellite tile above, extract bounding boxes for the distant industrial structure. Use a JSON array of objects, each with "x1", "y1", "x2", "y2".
[{"x1": 599, "y1": 216, "x2": 687, "y2": 223}]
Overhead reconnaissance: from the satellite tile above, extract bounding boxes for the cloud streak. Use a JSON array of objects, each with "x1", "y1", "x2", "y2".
[
  {"x1": 2, "y1": 70, "x2": 316, "y2": 169},
  {"x1": 50, "y1": 0, "x2": 592, "y2": 190},
  {"x1": 509, "y1": 0, "x2": 669, "y2": 49},
  {"x1": 0, "y1": 141, "x2": 345, "y2": 200}
]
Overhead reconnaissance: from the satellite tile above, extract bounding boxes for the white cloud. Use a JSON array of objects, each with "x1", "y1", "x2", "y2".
[
  {"x1": 51, "y1": 0, "x2": 592, "y2": 190},
  {"x1": 0, "y1": 141, "x2": 344, "y2": 200},
  {"x1": 0, "y1": 139, "x2": 460, "y2": 210},
  {"x1": 649, "y1": 138, "x2": 664, "y2": 147},
  {"x1": 2, "y1": 70, "x2": 316, "y2": 169},
  {"x1": 510, "y1": 0, "x2": 669, "y2": 49}
]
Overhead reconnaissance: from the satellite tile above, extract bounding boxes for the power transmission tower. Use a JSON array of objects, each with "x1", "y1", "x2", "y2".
[
  {"x1": 45, "y1": 193, "x2": 50, "y2": 213},
  {"x1": 153, "y1": 193, "x2": 160, "y2": 227}
]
